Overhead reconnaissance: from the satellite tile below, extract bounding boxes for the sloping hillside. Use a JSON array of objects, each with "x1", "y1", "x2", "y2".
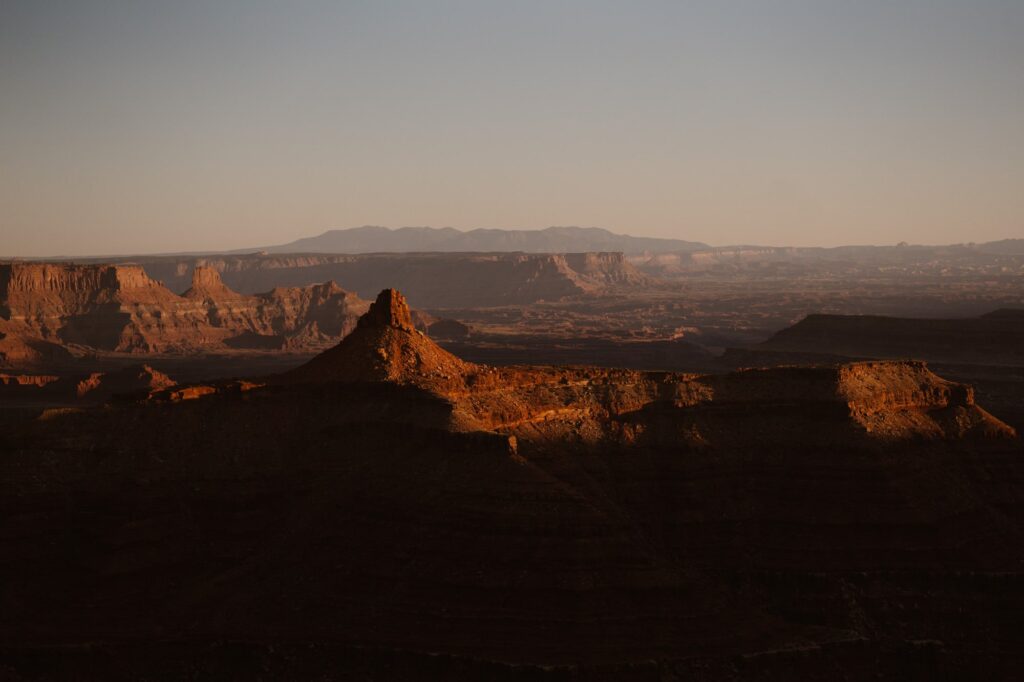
[{"x1": 760, "y1": 310, "x2": 1024, "y2": 365}]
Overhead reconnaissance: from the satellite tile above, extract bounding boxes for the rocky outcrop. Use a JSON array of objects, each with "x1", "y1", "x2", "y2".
[
  {"x1": 0, "y1": 262, "x2": 373, "y2": 364},
  {"x1": 182, "y1": 267, "x2": 370, "y2": 350},
  {"x1": 283, "y1": 289, "x2": 473, "y2": 388},
  {"x1": 1, "y1": 262, "x2": 214, "y2": 354},
  {"x1": 281, "y1": 289, "x2": 1016, "y2": 444},
  {"x1": 0, "y1": 262, "x2": 202, "y2": 353}
]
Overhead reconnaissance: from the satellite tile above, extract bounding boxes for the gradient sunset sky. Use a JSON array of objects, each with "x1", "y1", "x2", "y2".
[{"x1": 2, "y1": 1, "x2": 1022, "y2": 256}]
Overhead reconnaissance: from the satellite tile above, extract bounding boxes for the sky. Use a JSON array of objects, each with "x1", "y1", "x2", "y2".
[{"x1": 2, "y1": 0, "x2": 1023, "y2": 256}]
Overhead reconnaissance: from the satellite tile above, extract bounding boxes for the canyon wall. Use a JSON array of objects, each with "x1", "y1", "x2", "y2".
[
  {"x1": 130, "y1": 251, "x2": 647, "y2": 308},
  {"x1": 0, "y1": 262, "x2": 371, "y2": 364}
]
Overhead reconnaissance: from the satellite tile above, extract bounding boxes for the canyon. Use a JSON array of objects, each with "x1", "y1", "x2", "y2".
[
  {"x1": 2, "y1": 238, "x2": 1024, "y2": 679},
  {"x1": 2, "y1": 288, "x2": 1022, "y2": 679},
  {"x1": 126, "y1": 250, "x2": 648, "y2": 307},
  {"x1": 7, "y1": 242, "x2": 1021, "y2": 375}
]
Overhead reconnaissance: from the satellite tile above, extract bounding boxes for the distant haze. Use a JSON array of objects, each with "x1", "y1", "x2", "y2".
[
  {"x1": 259, "y1": 226, "x2": 708, "y2": 255},
  {"x1": 2, "y1": 1, "x2": 1023, "y2": 257}
]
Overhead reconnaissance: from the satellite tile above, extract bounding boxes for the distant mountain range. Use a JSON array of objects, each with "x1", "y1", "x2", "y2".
[
  {"x1": 14, "y1": 228, "x2": 1020, "y2": 260},
  {"x1": 252, "y1": 226, "x2": 709, "y2": 255}
]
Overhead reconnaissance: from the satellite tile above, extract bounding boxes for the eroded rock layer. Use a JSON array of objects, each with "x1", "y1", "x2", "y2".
[
  {"x1": 0, "y1": 262, "x2": 370, "y2": 363},
  {"x1": 280, "y1": 289, "x2": 1016, "y2": 445},
  {"x1": 134, "y1": 251, "x2": 647, "y2": 307},
  {"x1": 2, "y1": 288, "x2": 1022, "y2": 679}
]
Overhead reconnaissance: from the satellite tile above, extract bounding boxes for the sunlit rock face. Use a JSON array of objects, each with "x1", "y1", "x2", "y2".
[
  {"x1": 0, "y1": 262, "x2": 370, "y2": 361},
  {"x1": 282, "y1": 289, "x2": 1015, "y2": 446}
]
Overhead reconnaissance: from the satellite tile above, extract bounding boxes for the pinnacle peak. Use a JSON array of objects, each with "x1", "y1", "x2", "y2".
[
  {"x1": 283, "y1": 286, "x2": 474, "y2": 385},
  {"x1": 360, "y1": 288, "x2": 414, "y2": 331}
]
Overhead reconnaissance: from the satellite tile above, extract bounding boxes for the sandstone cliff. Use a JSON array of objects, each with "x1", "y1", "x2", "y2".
[
  {"x1": 0, "y1": 262, "x2": 372, "y2": 364},
  {"x1": 0, "y1": 262, "x2": 203, "y2": 354},
  {"x1": 133, "y1": 251, "x2": 648, "y2": 307},
  {"x1": 182, "y1": 266, "x2": 370, "y2": 350},
  {"x1": 280, "y1": 288, "x2": 1016, "y2": 445}
]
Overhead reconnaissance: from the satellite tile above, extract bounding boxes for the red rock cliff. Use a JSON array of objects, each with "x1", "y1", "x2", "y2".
[
  {"x1": 0, "y1": 262, "x2": 372, "y2": 363},
  {"x1": 284, "y1": 288, "x2": 1017, "y2": 444}
]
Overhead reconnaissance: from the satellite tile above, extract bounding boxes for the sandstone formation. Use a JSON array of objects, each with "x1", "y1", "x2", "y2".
[
  {"x1": 281, "y1": 289, "x2": 1015, "y2": 445},
  {"x1": 182, "y1": 266, "x2": 370, "y2": 350},
  {"x1": 283, "y1": 289, "x2": 474, "y2": 388},
  {"x1": 0, "y1": 262, "x2": 372, "y2": 365},
  {"x1": 0, "y1": 262, "x2": 192, "y2": 355}
]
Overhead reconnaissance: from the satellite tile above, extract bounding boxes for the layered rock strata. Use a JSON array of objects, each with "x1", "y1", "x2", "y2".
[
  {"x1": 0, "y1": 262, "x2": 371, "y2": 363},
  {"x1": 133, "y1": 251, "x2": 648, "y2": 307},
  {"x1": 280, "y1": 289, "x2": 1016, "y2": 445}
]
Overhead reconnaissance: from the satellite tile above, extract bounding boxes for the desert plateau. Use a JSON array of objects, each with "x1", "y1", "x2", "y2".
[
  {"x1": 5, "y1": 2, "x2": 1024, "y2": 677},
  {"x1": 2, "y1": 230, "x2": 1024, "y2": 680}
]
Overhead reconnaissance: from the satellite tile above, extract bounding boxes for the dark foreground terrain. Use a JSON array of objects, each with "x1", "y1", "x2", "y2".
[{"x1": 2, "y1": 290, "x2": 1023, "y2": 680}]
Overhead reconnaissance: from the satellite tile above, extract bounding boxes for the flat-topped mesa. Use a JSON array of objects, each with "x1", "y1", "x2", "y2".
[
  {"x1": 282, "y1": 288, "x2": 475, "y2": 387},
  {"x1": 697, "y1": 361, "x2": 1014, "y2": 441},
  {"x1": 1, "y1": 262, "x2": 178, "y2": 313},
  {"x1": 425, "y1": 359, "x2": 1016, "y2": 444},
  {"x1": 280, "y1": 300, "x2": 1017, "y2": 442},
  {"x1": 835, "y1": 361, "x2": 1014, "y2": 439},
  {"x1": 183, "y1": 266, "x2": 240, "y2": 301}
]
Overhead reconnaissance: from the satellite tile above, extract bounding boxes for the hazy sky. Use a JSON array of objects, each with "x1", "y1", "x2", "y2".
[{"x1": 2, "y1": 1, "x2": 1023, "y2": 256}]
